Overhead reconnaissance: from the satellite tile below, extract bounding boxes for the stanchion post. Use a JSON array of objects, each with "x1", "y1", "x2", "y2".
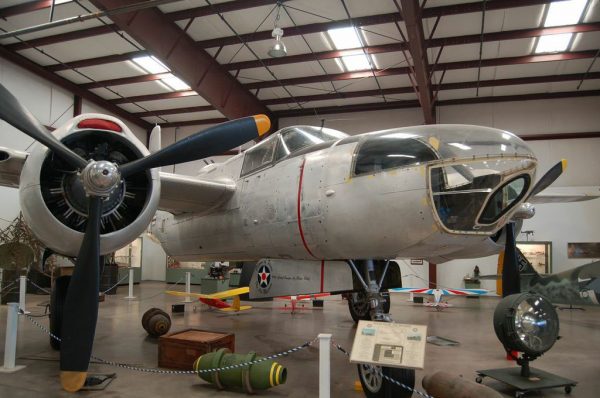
[
  {"x1": 125, "y1": 268, "x2": 136, "y2": 300},
  {"x1": 0, "y1": 303, "x2": 26, "y2": 373},
  {"x1": 183, "y1": 271, "x2": 193, "y2": 303},
  {"x1": 18, "y1": 276, "x2": 29, "y2": 314},
  {"x1": 0, "y1": 268, "x2": 3, "y2": 296},
  {"x1": 318, "y1": 333, "x2": 332, "y2": 398}
]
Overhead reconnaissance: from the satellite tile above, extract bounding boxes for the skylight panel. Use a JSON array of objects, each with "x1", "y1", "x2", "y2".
[
  {"x1": 544, "y1": 0, "x2": 587, "y2": 27},
  {"x1": 342, "y1": 54, "x2": 371, "y2": 71},
  {"x1": 132, "y1": 55, "x2": 169, "y2": 74},
  {"x1": 161, "y1": 74, "x2": 191, "y2": 91},
  {"x1": 535, "y1": 33, "x2": 573, "y2": 53},
  {"x1": 328, "y1": 27, "x2": 362, "y2": 49}
]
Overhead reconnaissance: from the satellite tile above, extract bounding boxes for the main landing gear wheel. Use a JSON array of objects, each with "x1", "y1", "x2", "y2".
[
  {"x1": 49, "y1": 275, "x2": 71, "y2": 350},
  {"x1": 358, "y1": 363, "x2": 415, "y2": 398},
  {"x1": 348, "y1": 290, "x2": 390, "y2": 323}
]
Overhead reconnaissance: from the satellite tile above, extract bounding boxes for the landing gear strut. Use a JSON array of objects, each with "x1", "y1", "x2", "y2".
[{"x1": 348, "y1": 260, "x2": 415, "y2": 398}]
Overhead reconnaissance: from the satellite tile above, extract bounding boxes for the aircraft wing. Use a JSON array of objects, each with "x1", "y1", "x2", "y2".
[
  {"x1": 158, "y1": 172, "x2": 236, "y2": 215},
  {"x1": 390, "y1": 287, "x2": 488, "y2": 295},
  {"x1": 165, "y1": 286, "x2": 249, "y2": 300},
  {"x1": 0, "y1": 147, "x2": 28, "y2": 188},
  {"x1": 530, "y1": 186, "x2": 600, "y2": 204},
  {"x1": 578, "y1": 261, "x2": 600, "y2": 280}
]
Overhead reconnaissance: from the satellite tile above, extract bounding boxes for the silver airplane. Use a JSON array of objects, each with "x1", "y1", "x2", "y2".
[{"x1": 1, "y1": 83, "x2": 597, "y2": 394}]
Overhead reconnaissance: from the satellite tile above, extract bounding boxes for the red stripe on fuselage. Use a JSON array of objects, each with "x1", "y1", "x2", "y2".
[{"x1": 297, "y1": 158, "x2": 317, "y2": 258}]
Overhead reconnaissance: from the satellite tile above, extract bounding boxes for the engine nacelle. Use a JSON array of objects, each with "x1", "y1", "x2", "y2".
[{"x1": 19, "y1": 114, "x2": 160, "y2": 257}]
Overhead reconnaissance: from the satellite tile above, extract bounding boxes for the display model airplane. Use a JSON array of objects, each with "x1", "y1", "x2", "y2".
[
  {"x1": 1, "y1": 82, "x2": 598, "y2": 395},
  {"x1": 165, "y1": 287, "x2": 252, "y2": 312},
  {"x1": 276, "y1": 293, "x2": 330, "y2": 314},
  {"x1": 488, "y1": 248, "x2": 600, "y2": 307},
  {"x1": 390, "y1": 287, "x2": 489, "y2": 311}
]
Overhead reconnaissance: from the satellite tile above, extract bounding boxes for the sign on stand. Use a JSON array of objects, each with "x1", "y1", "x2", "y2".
[{"x1": 350, "y1": 321, "x2": 427, "y2": 369}]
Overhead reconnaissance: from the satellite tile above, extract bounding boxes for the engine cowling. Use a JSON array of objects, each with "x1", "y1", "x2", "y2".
[{"x1": 19, "y1": 114, "x2": 160, "y2": 257}]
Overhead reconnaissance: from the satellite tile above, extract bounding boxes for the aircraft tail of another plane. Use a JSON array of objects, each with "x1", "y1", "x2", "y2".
[{"x1": 496, "y1": 247, "x2": 539, "y2": 295}]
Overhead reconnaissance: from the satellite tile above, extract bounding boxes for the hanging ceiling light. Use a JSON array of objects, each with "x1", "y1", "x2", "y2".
[{"x1": 268, "y1": 3, "x2": 287, "y2": 58}]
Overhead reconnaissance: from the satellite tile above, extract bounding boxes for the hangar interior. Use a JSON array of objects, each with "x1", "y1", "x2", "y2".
[{"x1": 0, "y1": 0, "x2": 598, "y2": 397}]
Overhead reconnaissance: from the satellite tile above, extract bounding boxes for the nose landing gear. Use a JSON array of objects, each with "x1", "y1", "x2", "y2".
[{"x1": 347, "y1": 260, "x2": 415, "y2": 398}]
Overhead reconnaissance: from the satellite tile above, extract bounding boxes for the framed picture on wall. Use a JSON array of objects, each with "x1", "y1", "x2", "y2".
[
  {"x1": 567, "y1": 242, "x2": 600, "y2": 259},
  {"x1": 114, "y1": 238, "x2": 143, "y2": 268},
  {"x1": 516, "y1": 241, "x2": 552, "y2": 274},
  {"x1": 166, "y1": 256, "x2": 205, "y2": 270}
]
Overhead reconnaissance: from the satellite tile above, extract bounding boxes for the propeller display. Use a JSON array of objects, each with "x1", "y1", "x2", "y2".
[{"x1": 0, "y1": 82, "x2": 270, "y2": 392}]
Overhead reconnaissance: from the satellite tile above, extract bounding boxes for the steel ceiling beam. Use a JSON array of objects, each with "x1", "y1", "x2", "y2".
[
  {"x1": 134, "y1": 105, "x2": 215, "y2": 117},
  {"x1": 225, "y1": 22, "x2": 600, "y2": 70},
  {"x1": 400, "y1": 0, "x2": 435, "y2": 124},
  {"x1": 159, "y1": 118, "x2": 229, "y2": 128},
  {"x1": 110, "y1": 90, "x2": 198, "y2": 104},
  {"x1": 244, "y1": 50, "x2": 598, "y2": 89},
  {"x1": 197, "y1": 0, "x2": 557, "y2": 48},
  {"x1": 165, "y1": 0, "x2": 289, "y2": 21},
  {"x1": 273, "y1": 90, "x2": 600, "y2": 117},
  {"x1": 0, "y1": 45, "x2": 151, "y2": 129},
  {"x1": 261, "y1": 72, "x2": 600, "y2": 105},
  {"x1": 80, "y1": 72, "x2": 171, "y2": 89},
  {"x1": 46, "y1": 50, "x2": 147, "y2": 72},
  {"x1": 89, "y1": 0, "x2": 269, "y2": 120},
  {"x1": 6, "y1": 25, "x2": 115, "y2": 51}
]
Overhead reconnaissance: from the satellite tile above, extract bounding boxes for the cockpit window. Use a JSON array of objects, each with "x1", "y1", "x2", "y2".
[
  {"x1": 274, "y1": 126, "x2": 346, "y2": 161},
  {"x1": 430, "y1": 158, "x2": 533, "y2": 233},
  {"x1": 354, "y1": 136, "x2": 438, "y2": 176},
  {"x1": 479, "y1": 177, "x2": 529, "y2": 224},
  {"x1": 240, "y1": 135, "x2": 277, "y2": 176}
]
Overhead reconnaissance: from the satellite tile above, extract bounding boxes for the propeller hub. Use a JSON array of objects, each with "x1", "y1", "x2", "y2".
[{"x1": 81, "y1": 160, "x2": 121, "y2": 197}]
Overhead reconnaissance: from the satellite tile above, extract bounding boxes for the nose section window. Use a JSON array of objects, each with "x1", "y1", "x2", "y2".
[
  {"x1": 479, "y1": 177, "x2": 529, "y2": 224},
  {"x1": 354, "y1": 136, "x2": 437, "y2": 175}
]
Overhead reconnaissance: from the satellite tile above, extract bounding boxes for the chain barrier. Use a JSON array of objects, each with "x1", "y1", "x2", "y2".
[
  {"x1": 26, "y1": 278, "x2": 51, "y2": 294},
  {"x1": 19, "y1": 310, "x2": 316, "y2": 375},
  {"x1": 331, "y1": 339, "x2": 434, "y2": 398},
  {"x1": 100, "y1": 274, "x2": 129, "y2": 295},
  {"x1": 0, "y1": 278, "x2": 19, "y2": 298}
]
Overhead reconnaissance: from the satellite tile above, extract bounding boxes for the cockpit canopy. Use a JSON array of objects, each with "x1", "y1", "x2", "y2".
[{"x1": 241, "y1": 126, "x2": 346, "y2": 176}]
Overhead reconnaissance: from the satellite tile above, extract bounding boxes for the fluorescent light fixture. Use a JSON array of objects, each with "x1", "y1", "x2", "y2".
[
  {"x1": 544, "y1": 0, "x2": 587, "y2": 27},
  {"x1": 54, "y1": 0, "x2": 73, "y2": 4},
  {"x1": 501, "y1": 144, "x2": 507, "y2": 152},
  {"x1": 448, "y1": 142, "x2": 472, "y2": 151},
  {"x1": 161, "y1": 74, "x2": 190, "y2": 91},
  {"x1": 132, "y1": 55, "x2": 169, "y2": 74},
  {"x1": 535, "y1": 33, "x2": 572, "y2": 53},
  {"x1": 342, "y1": 54, "x2": 371, "y2": 71},
  {"x1": 328, "y1": 26, "x2": 362, "y2": 49}
]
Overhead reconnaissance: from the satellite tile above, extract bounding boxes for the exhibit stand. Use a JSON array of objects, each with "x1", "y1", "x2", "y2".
[
  {"x1": 0, "y1": 303, "x2": 25, "y2": 373},
  {"x1": 124, "y1": 268, "x2": 136, "y2": 300}
]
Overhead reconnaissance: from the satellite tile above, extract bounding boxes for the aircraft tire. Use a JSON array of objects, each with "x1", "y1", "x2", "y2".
[
  {"x1": 357, "y1": 364, "x2": 415, "y2": 398},
  {"x1": 348, "y1": 290, "x2": 391, "y2": 323},
  {"x1": 49, "y1": 275, "x2": 70, "y2": 350}
]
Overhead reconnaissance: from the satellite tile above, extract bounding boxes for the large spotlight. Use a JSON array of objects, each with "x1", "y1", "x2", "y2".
[{"x1": 493, "y1": 292, "x2": 559, "y2": 359}]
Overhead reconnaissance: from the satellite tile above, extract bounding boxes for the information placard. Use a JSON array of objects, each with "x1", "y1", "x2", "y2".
[{"x1": 350, "y1": 321, "x2": 427, "y2": 369}]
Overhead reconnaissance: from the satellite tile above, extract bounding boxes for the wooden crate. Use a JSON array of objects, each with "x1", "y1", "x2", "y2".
[{"x1": 158, "y1": 328, "x2": 235, "y2": 370}]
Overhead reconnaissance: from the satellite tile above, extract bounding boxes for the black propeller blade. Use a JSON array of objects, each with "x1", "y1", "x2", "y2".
[
  {"x1": 0, "y1": 84, "x2": 87, "y2": 170},
  {"x1": 59, "y1": 197, "x2": 102, "y2": 392},
  {"x1": 501, "y1": 222, "x2": 520, "y2": 297},
  {"x1": 120, "y1": 115, "x2": 270, "y2": 177},
  {"x1": 527, "y1": 159, "x2": 567, "y2": 199}
]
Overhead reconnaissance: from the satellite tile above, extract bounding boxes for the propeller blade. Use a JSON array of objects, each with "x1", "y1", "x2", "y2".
[
  {"x1": 527, "y1": 159, "x2": 567, "y2": 199},
  {"x1": 0, "y1": 83, "x2": 87, "y2": 169},
  {"x1": 119, "y1": 115, "x2": 270, "y2": 177},
  {"x1": 59, "y1": 197, "x2": 102, "y2": 392},
  {"x1": 501, "y1": 222, "x2": 520, "y2": 297}
]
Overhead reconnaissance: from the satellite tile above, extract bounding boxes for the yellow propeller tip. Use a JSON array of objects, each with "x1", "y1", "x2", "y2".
[
  {"x1": 60, "y1": 371, "x2": 87, "y2": 392},
  {"x1": 561, "y1": 159, "x2": 568, "y2": 171},
  {"x1": 253, "y1": 114, "x2": 271, "y2": 136}
]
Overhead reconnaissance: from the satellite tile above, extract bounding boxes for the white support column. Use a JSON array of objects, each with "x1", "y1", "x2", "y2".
[
  {"x1": 0, "y1": 303, "x2": 25, "y2": 373},
  {"x1": 183, "y1": 271, "x2": 193, "y2": 303},
  {"x1": 18, "y1": 276, "x2": 29, "y2": 314},
  {"x1": 318, "y1": 333, "x2": 332, "y2": 398},
  {"x1": 124, "y1": 268, "x2": 136, "y2": 299}
]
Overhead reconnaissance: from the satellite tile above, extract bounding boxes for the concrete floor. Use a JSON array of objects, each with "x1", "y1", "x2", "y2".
[{"x1": 0, "y1": 282, "x2": 599, "y2": 398}]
